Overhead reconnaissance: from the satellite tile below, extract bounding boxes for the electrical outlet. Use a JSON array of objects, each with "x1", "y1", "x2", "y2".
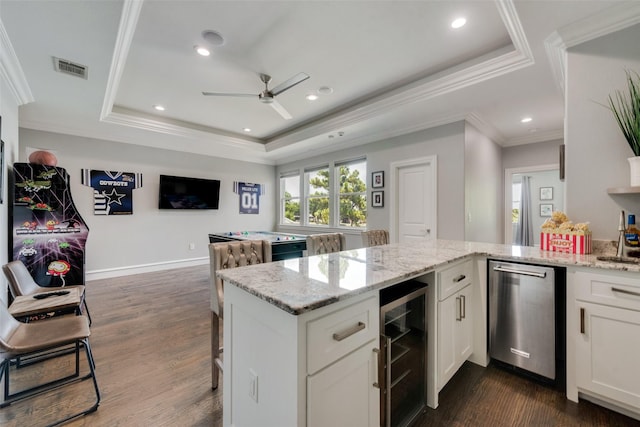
[
  {"x1": 249, "y1": 369, "x2": 258, "y2": 403},
  {"x1": 189, "y1": 242, "x2": 195, "y2": 250}
]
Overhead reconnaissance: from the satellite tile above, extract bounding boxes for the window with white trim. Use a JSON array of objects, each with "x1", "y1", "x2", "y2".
[
  {"x1": 306, "y1": 166, "x2": 330, "y2": 225},
  {"x1": 281, "y1": 173, "x2": 300, "y2": 225},
  {"x1": 336, "y1": 159, "x2": 367, "y2": 228},
  {"x1": 279, "y1": 158, "x2": 367, "y2": 228}
]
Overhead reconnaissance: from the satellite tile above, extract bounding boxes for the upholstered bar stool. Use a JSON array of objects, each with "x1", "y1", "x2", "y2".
[
  {"x1": 361, "y1": 229, "x2": 390, "y2": 247},
  {"x1": 209, "y1": 240, "x2": 272, "y2": 390},
  {"x1": 306, "y1": 232, "x2": 346, "y2": 255}
]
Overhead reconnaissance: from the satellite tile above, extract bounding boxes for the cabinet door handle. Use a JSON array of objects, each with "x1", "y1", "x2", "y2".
[
  {"x1": 372, "y1": 348, "x2": 380, "y2": 389},
  {"x1": 456, "y1": 296, "x2": 462, "y2": 321},
  {"x1": 453, "y1": 274, "x2": 466, "y2": 283},
  {"x1": 461, "y1": 294, "x2": 466, "y2": 319},
  {"x1": 612, "y1": 287, "x2": 640, "y2": 298},
  {"x1": 580, "y1": 307, "x2": 585, "y2": 334},
  {"x1": 333, "y1": 321, "x2": 365, "y2": 341}
]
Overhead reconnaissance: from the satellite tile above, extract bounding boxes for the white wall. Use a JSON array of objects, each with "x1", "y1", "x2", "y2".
[
  {"x1": 502, "y1": 139, "x2": 563, "y2": 170},
  {"x1": 464, "y1": 122, "x2": 502, "y2": 244},
  {"x1": 1, "y1": 74, "x2": 21, "y2": 303},
  {"x1": 18, "y1": 129, "x2": 276, "y2": 278},
  {"x1": 276, "y1": 122, "x2": 467, "y2": 246},
  {"x1": 512, "y1": 170, "x2": 565, "y2": 246},
  {"x1": 565, "y1": 24, "x2": 640, "y2": 240}
]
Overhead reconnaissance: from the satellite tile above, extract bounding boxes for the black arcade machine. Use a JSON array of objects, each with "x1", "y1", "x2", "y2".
[{"x1": 9, "y1": 150, "x2": 89, "y2": 288}]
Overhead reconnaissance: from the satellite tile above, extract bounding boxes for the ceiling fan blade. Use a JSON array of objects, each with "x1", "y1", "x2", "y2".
[
  {"x1": 202, "y1": 92, "x2": 257, "y2": 98},
  {"x1": 270, "y1": 72, "x2": 310, "y2": 96},
  {"x1": 269, "y1": 99, "x2": 292, "y2": 120}
]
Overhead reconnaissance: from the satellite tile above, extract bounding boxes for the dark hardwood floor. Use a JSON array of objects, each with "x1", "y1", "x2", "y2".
[{"x1": 1, "y1": 264, "x2": 638, "y2": 426}]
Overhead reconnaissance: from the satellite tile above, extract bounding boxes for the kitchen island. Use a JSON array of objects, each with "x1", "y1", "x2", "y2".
[{"x1": 218, "y1": 239, "x2": 640, "y2": 427}]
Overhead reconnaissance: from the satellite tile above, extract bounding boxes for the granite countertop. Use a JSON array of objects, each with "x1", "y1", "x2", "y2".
[{"x1": 217, "y1": 239, "x2": 640, "y2": 315}]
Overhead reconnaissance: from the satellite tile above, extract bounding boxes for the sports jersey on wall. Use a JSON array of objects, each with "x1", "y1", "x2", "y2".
[
  {"x1": 81, "y1": 170, "x2": 143, "y2": 215},
  {"x1": 233, "y1": 181, "x2": 263, "y2": 214}
]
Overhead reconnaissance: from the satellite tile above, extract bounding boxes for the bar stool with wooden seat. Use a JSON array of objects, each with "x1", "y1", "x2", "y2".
[
  {"x1": 0, "y1": 303, "x2": 100, "y2": 426},
  {"x1": 361, "y1": 229, "x2": 390, "y2": 247},
  {"x1": 2, "y1": 260, "x2": 92, "y2": 325},
  {"x1": 209, "y1": 240, "x2": 272, "y2": 390},
  {"x1": 306, "y1": 232, "x2": 346, "y2": 255}
]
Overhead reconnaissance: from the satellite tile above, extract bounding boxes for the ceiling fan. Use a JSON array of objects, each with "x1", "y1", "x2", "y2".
[{"x1": 202, "y1": 72, "x2": 310, "y2": 120}]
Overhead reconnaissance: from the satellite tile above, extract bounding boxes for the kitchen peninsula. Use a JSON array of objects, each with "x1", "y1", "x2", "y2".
[{"x1": 217, "y1": 239, "x2": 640, "y2": 427}]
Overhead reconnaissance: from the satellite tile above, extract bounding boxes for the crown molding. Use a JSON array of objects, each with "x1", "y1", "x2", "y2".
[
  {"x1": 0, "y1": 18, "x2": 33, "y2": 105},
  {"x1": 100, "y1": 0, "x2": 144, "y2": 121},
  {"x1": 103, "y1": 111, "x2": 266, "y2": 151},
  {"x1": 18, "y1": 117, "x2": 274, "y2": 165},
  {"x1": 465, "y1": 112, "x2": 506, "y2": 145},
  {"x1": 545, "y1": 2, "x2": 640, "y2": 94},
  {"x1": 503, "y1": 128, "x2": 564, "y2": 147}
]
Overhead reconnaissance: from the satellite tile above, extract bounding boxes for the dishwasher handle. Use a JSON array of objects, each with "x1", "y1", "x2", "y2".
[{"x1": 493, "y1": 265, "x2": 547, "y2": 279}]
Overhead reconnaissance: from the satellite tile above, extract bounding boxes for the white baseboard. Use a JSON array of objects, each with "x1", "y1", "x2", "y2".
[{"x1": 86, "y1": 257, "x2": 208, "y2": 281}]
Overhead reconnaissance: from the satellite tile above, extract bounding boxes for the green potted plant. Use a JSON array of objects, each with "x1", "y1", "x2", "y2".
[{"x1": 607, "y1": 70, "x2": 640, "y2": 185}]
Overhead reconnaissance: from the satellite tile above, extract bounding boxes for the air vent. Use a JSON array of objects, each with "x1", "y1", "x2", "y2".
[{"x1": 53, "y1": 57, "x2": 88, "y2": 79}]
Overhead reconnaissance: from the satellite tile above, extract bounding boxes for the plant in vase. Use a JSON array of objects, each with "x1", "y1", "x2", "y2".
[{"x1": 607, "y1": 70, "x2": 640, "y2": 186}]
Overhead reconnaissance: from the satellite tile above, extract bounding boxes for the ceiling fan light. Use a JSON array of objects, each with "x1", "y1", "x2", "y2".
[{"x1": 259, "y1": 94, "x2": 274, "y2": 104}]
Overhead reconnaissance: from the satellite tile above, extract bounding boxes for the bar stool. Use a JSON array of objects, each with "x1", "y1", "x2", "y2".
[{"x1": 0, "y1": 304, "x2": 100, "y2": 426}]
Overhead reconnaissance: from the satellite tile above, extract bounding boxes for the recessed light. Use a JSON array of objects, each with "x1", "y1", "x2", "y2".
[
  {"x1": 521, "y1": 117, "x2": 533, "y2": 123},
  {"x1": 243, "y1": 128, "x2": 251, "y2": 132},
  {"x1": 306, "y1": 94, "x2": 318, "y2": 101},
  {"x1": 153, "y1": 104, "x2": 165, "y2": 111},
  {"x1": 451, "y1": 18, "x2": 466, "y2": 29},
  {"x1": 194, "y1": 45, "x2": 210, "y2": 56}
]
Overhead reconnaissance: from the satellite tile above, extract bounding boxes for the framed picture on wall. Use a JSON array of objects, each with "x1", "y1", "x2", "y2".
[
  {"x1": 540, "y1": 187, "x2": 553, "y2": 200},
  {"x1": 372, "y1": 191, "x2": 384, "y2": 207},
  {"x1": 372, "y1": 171, "x2": 384, "y2": 188},
  {"x1": 540, "y1": 203, "x2": 553, "y2": 217}
]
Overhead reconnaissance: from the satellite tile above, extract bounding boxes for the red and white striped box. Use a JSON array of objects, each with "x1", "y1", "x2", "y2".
[{"x1": 540, "y1": 232, "x2": 592, "y2": 254}]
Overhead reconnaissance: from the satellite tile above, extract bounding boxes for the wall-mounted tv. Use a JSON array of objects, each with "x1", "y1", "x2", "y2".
[{"x1": 158, "y1": 174, "x2": 220, "y2": 210}]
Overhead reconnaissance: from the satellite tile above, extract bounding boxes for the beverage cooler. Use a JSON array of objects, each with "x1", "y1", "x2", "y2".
[{"x1": 379, "y1": 281, "x2": 428, "y2": 427}]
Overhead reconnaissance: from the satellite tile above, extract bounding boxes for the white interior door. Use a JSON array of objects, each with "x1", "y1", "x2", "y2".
[{"x1": 392, "y1": 157, "x2": 437, "y2": 243}]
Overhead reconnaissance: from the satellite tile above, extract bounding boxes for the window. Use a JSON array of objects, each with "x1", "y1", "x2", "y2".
[
  {"x1": 281, "y1": 174, "x2": 300, "y2": 224},
  {"x1": 306, "y1": 166, "x2": 330, "y2": 225},
  {"x1": 279, "y1": 158, "x2": 367, "y2": 228},
  {"x1": 337, "y1": 159, "x2": 367, "y2": 228},
  {"x1": 512, "y1": 182, "x2": 521, "y2": 224}
]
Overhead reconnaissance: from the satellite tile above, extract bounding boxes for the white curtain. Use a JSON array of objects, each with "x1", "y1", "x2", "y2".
[{"x1": 515, "y1": 176, "x2": 533, "y2": 246}]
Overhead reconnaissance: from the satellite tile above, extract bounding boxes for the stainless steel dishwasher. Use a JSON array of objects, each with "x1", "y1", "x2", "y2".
[{"x1": 489, "y1": 260, "x2": 564, "y2": 381}]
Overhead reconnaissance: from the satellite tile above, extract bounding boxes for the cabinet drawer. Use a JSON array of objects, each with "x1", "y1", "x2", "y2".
[
  {"x1": 437, "y1": 260, "x2": 473, "y2": 301},
  {"x1": 573, "y1": 269, "x2": 640, "y2": 311},
  {"x1": 307, "y1": 296, "x2": 378, "y2": 375}
]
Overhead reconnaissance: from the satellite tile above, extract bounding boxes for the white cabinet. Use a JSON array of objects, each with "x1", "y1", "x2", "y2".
[
  {"x1": 568, "y1": 268, "x2": 640, "y2": 415},
  {"x1": 306, "y1": 296, "x2": 380, "y2": 427},
  {"x1": 223, "y1": 285, "x2": 379, "y2": 427},
  {"x1": 307, "y1": 340, "x2": 379, "y2": 427},
  {"x1": 436, "y1": 260, "x2": 474, "y2": 390}
]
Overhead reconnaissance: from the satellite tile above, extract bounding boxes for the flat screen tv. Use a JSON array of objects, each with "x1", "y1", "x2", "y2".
[{"x1": 158, "y1": 174, "x2": 220, "y2": 210}]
